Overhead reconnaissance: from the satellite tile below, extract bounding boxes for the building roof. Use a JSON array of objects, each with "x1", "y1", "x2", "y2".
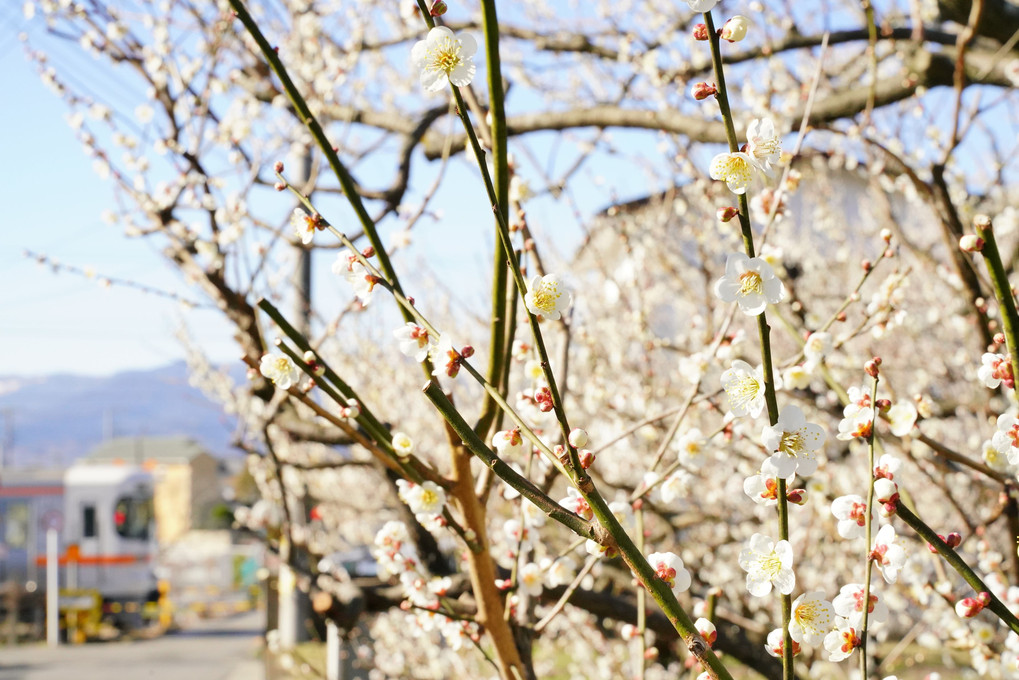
[{"x1": 84, "y1": 435, "x2": 211, "y2": 465}]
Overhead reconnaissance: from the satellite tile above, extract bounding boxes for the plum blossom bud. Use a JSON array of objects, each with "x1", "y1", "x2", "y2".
[
  {"x1": 569, "y1": 428, "x2": 589, "y2": 448},
  {"x1": 861, "y1": 259, "x2": 872, "y2": 272},
  {"x1": 274, "y1": 182, "x2": 286, "y2": 191},
  {"x1": 874, "y1": 478, "x2": 898, "y2": 506},
  {"x1": 692, "y1": 23, "x2": 709, "y2": 40},
  {"x1": 875, "y1": 398, "x2": 891, "y2": 411},
  {"x1": 362, "y1": 246, "x2": 375, "y2": 258},
  {"x1": 717, "y1": 206, "x2": 739, "y2": 222},
  {"x1": 946, "y1": 532, "x2": 962, "y2": 548},
  {"x1": 535, "y1": 386, "x2": 554, "y2": 412},
  {"x1": 429, "y1": 0, "x2": 447, "y2": 15},
  {"x1": 836, "y1": 312, "x2": 847, "y2": 322},
  {"x1": 694, "y1": 618, "x2": 717, "y2": 646},
  {"x1": 880, "y1": 228, "x2": 892, "y2": 243},
  {"x1": 692, "y1": 82, "x2": 718, "y2": 100},
  {"x1": 578, "y1": 449, "x2": 596, "y2": 469},
  {"x1": 786, "y1": 488, "x2": 807, "y2": 505},
  {"x1": 720, "y1": 15, "x2": 750, "y2": 42},
  {"x1": 274, "y1": 161, "x2": 284, "y2": 173},
  {"x1": 955, "y1": 592, "x2": 991, "y2": 618},
  {"x1": 973, "y1": 214, "x2": 992, "y2": 230},
  {"x1": 959, "y1": 234, "x2": 985, "y2": 252},
  {"x1": 865, "y1": 357, "x2": 881, "y2": 378},
  {"x1": 460, "y1": 345, "x2": 475, "y2": 358}
]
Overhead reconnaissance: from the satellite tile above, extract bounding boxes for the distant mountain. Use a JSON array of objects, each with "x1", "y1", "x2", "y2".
[{"x1": 0, "y1": 361, "x2": 242, "y2": 468}]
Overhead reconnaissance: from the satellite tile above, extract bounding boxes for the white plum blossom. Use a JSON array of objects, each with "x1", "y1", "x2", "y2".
[
  {"x1": 765, "y1": 627, "x2": 800, "y2": 658},
  {"x1": 332, "y1": 255, "x2": 378, "y2": 306},
  {"x1": 833, "y1": 583, "x2": 888, "y2": 626},
  {"x1": 871, "y1": 524, "x2": 907, "y2": 583},
  {"x1": 524, "y1": 273, "x2": 573, "y2": 320},
  {"x1": 992, "y1": 413, "x2": 1019, "y2": 465},
  {"x1": 738, "y1": 533, "x2": 795, "y2": 597},
  {"x1": 684, "y1": 0, "x2": 719, "y2": 12},
  {"x1": 783, "y1": 364, "x2": 812, "y2": 389},
  {"x1": 676, "y1": 428, "x2": 707, "y2": 470},
  {"x1": 396, "y1": 479, "x2": 447, "y2": 520},
  {"x1": 492, "y1": 428, "x2": 528, "y2": 458},
  {"x1": 647, "y1": 551, "x2": 692, "y2": 596},
  {"x1": 746, "y1": 117, "x2": 782, "y2": 175},
  {"x1": 837, "y1": 390, "x2": 874, "y2": 441},
  {"x1": 714, "y1": 252, "x2": 785, "y2": 315},
  {"x1": 721, "y1": 359, "x2": 767, "y2": 418},
  {"x1": 978, "y1": 352, "x2": 1014, "y2": 389},
  {"x1": 831, "y1": 494, "x2": 871, "y2": 539},
  {"x1": 410, "y1": 26, "x2": 477, "y2": 92},
  {"x1": 393, "y1": 322, "x2": 435, "y2": 362},
  {"x1": 709, "y1": 151, "x2": 755, "y2": 194},
  {"x1": 743, "y1": 458, "x2": 782, "y2": 506},
  {"x1": 391, "y1": 431, "x2": 414, "y2": 457},
  {"x1": 789, "y1": 591, "x2": 834, "y2": 646},
  {"x1": 873, "y1": 453, "x2": 902, "y2": 480},
  {"x1": 761, "y1": 404, "x2": 826, "y2": 479},
  {"x1": 290, "y1": 207, "x2": 316, "y2": 244},
  {"x1": 886, "y1": 402, "x2": 918, "y2": 436},
  {"x1": 517, "y1": 562, "x2": 544, "y2": 597},
  {"x1": 824, "y1": 618, "x2": 862, "y2": 662},
  {"x1": 540, "y1": 556, "x2": 577, "y2": 588},
  {"x1": 802, "y1": 331, "x2": 832, "y2": 368},
  {"x1": 259, "y1": 353, "x2": 299, "y2": 390},
  {"x1": 560, "y1": 487, "x2": 593, "y2": 520},
  {"x1": 659, "y1": 469, "x2": 695, "y2": 504},
  {"x1": 983, "y1": 438, "x2": 1011, "y2": 471}
]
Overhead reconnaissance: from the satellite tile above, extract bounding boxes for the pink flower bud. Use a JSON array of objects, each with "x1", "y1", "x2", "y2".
[
  {"x1": 865, "y1": 358, "x2": 881, "y2": 378},
  {"x1": 694, "y1": 618, "x2": 717, "y2": 646},
  {"x1": 955, "y1": 596, "x2": 986, "y2": 618},
  {"x1": 720, "y1": 15, "x2": 750, "y2": 42},
  {"x1": 959, "y1": 234, "x2": 984, "y2": 252},
  {"x1": 692, "y1": 82, "x2": 718, "y2": 101},
  {"x1": 578, "y1": 449, "x2": 596, "y2": 469},
  {"x1": 274, "y1": 182, "x2": 286, "y2": 191},
  {"x1": 274, "y1": 161, "x2": 284, "y2": 173},
  {"x1": 692, "y1": 23, "x2": 709, "y2": 40},
  {"x1": 362, "y1": 246, "x2": 375, "y2": 258},
  {"x1": 717, "y1": 206, "x2": 739, "y2": 222},
  {"x1": 946, "y1": 532, "x2": 962, "y2": 548},
  {"x1": 786, "y1": 488, "x2": 807, "y2": 505},
  {"x1": 460, "y1": 345, "x2": 475, "y2": 358},
  {"x1": 880, "y1": 228, "x2": 892, "y2": 243},
  {"x1": 429, "y1": 0, "x2": 447, "y2": 15}
]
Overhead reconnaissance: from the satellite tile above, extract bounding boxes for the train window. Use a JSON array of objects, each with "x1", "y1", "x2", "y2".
[
  {"x1": 83, "y1": 505, "x2": 97, "y2": 538},
  {"x1": 113, "y1": 497, "x2": 152, "y2": 540}
]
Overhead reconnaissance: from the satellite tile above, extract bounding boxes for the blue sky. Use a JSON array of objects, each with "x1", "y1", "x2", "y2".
[{"x1": 1, "y1": 13, "x2": 250, "y2": 377}]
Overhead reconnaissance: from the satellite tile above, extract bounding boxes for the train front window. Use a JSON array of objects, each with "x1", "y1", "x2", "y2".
[
  {"x1": 113, "y1": 496, "x2": 152, "y2": 540},
  {"x1": 82, "y1": 504, "x2": 97, "y2": 538}
]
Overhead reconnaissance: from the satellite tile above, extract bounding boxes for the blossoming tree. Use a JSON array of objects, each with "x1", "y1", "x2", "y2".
[{"x1": 21, "y1": 0, "x2": 1019, "y2": 677}]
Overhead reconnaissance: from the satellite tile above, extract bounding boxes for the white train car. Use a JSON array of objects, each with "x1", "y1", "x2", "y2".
[
  {"x1": 62, "y1": 464, "x2": 159, "y2": 622},
  {"x1": 0, "y1": 463, "x2": 159, "y2": 631}
]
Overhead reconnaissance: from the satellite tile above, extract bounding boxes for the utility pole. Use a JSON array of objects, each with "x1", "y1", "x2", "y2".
[
  {"x1": 278, "y1": 145, "x2": 314, "y2": 652},
  {"x1": 0, "y1": 407, "x2": 14, "y2": 470}
]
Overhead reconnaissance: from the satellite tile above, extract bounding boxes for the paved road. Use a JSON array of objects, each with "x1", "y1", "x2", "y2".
[{"x1": 0, "y1": 610, "x2": 265, "y2": 680}]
